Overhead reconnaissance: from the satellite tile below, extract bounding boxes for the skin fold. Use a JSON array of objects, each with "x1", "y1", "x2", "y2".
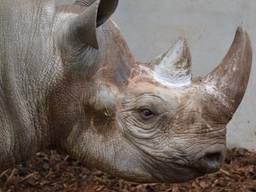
[{"x1": 0, "y1": 0, "x2": 252, "y2": 183}]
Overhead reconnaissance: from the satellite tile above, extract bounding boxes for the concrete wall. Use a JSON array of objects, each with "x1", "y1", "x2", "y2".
[{"x1": 57, "y1": 0, "x2": 256, "y2": 151}]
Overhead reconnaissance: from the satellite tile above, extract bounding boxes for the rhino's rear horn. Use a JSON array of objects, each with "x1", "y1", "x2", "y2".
[
  {"x1": 151, "y1": 39, "x2": 192, "y2": 86},
  {"x1": 202, "y1": 27, "x2": 252, "y2": 116}
]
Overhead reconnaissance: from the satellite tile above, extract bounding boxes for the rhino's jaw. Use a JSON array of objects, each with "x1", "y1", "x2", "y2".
[
  {"x1": 111, "y1": 141, "x2": 226, "y2": 183},
  {"x1": 118, "y1": 131, "x2": 226, "y2": 183},
  {"x1": 138, "y1": 144, "x2": 226, "y2": 183},
  {"x1": 106, "y1": 139, "x2": 225, "y2": 183}
]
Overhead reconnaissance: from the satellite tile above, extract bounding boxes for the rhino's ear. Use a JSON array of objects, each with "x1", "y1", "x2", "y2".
[
  {"x1": 74, "y1": 0, "x2": 119, "y2": 27},
  {"x1": 66, "y1": 0, "x2": 118, "y2": 49}
]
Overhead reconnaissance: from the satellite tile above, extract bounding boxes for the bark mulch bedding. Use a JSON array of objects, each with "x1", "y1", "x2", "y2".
[{"x1": 0, "y1": 149, "x2": 255, "y2": 192}]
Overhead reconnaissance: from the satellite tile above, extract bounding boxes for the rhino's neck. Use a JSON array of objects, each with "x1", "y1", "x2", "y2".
[{"x1": 0, "y1": 0, "x2": 64, "y2": 168}]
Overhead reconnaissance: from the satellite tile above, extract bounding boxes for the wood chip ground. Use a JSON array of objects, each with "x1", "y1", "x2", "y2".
[{"x1": 0, "y1": 149, "x2": 255, "y2": 192}]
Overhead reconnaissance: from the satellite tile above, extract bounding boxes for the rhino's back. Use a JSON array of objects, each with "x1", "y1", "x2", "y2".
[{"x1": 0, "y1": 0, "x2": 56, "y2": 168}]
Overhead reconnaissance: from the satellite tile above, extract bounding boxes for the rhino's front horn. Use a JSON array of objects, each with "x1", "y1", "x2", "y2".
[
  {"x1": 152, "y1": 39, "x2": 192, "y2": 87},
  {"x1": 202, "y1": 27, "x2": 252, "y2": 116}
]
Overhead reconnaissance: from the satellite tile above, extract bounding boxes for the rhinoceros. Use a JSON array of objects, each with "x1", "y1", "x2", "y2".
[{"x1": 0, "y1": 0, "x2": 252, "y2": 183}]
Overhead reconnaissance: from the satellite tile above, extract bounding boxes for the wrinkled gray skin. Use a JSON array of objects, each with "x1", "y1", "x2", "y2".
[{"x1": 0, "y1": 0, "x2": 252, "y2": 183}]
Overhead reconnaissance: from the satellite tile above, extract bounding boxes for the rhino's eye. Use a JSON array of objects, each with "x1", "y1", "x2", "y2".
[{"x1": 139, "y1": 108, "x2": 155, "y2": 120}]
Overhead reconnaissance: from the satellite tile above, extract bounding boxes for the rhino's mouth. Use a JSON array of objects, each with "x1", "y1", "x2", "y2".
[{"x1": 144, "y1": 161, "x2": 212, "y2": 183}]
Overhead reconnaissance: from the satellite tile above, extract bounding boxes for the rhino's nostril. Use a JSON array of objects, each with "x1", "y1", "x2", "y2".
[{"x1": 199, "y1": 151, "x2": 224, "y2": 173}]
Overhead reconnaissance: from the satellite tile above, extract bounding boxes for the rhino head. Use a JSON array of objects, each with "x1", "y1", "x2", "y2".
[{"x1": 50, "y1": 0, "x2": 252, "y2": 183}]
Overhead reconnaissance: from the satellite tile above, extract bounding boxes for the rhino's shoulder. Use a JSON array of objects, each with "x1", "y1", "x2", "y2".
[
  {"x1": 0, "y1": 0, "x2": 54, "y2": 40},
  {"x1": 0, "y1": 0, "x2": 55, "y2": 19},
  {"x1": 0, "y1": 0, "x2": 57, "y2": 74},
  {"x1": 0, "y1": 0, "x2": 61, "y2": 97}
]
